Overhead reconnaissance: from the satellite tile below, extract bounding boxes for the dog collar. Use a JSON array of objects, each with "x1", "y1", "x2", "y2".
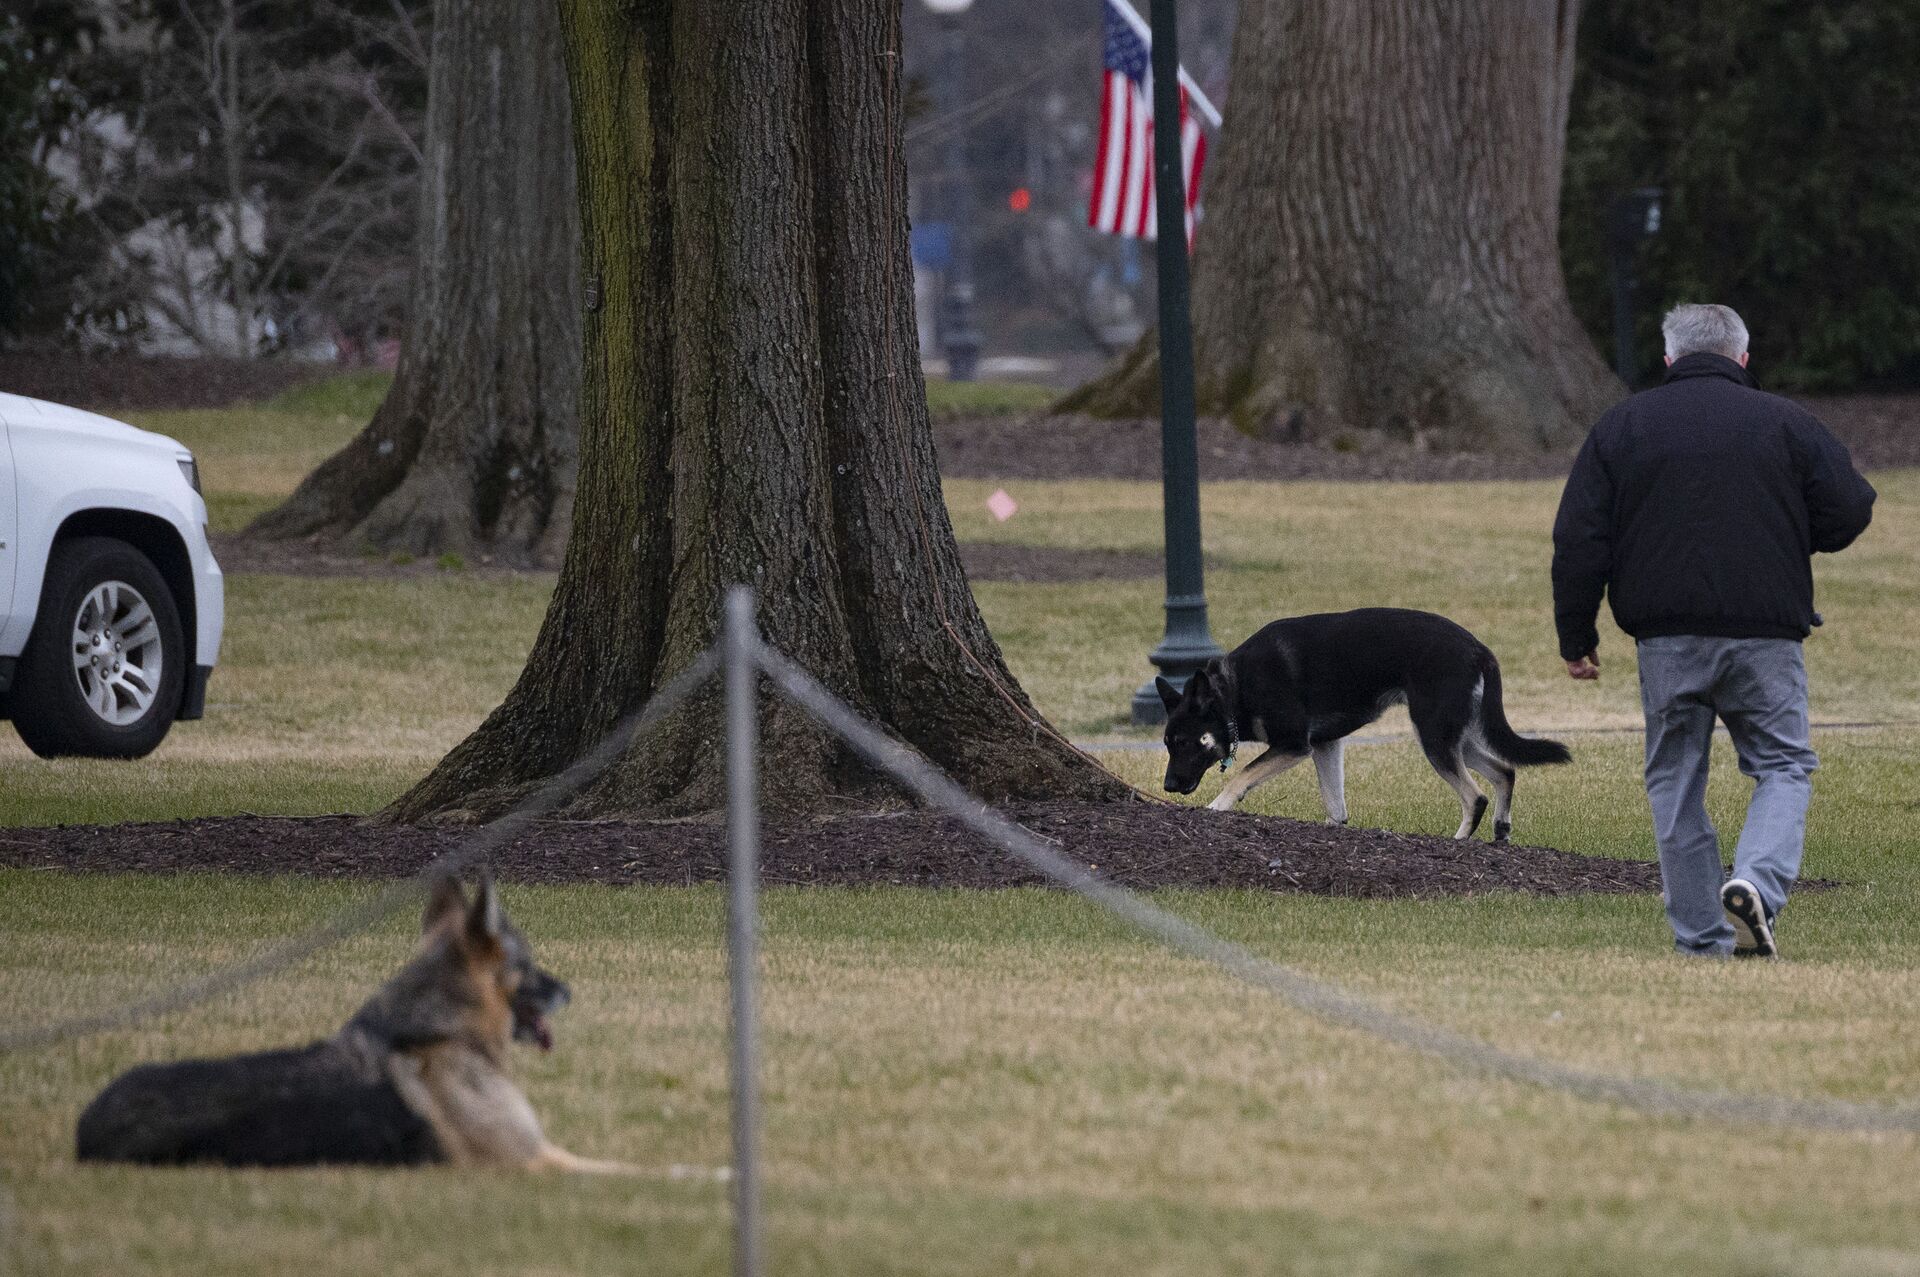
[{"x1": 1220, "y1": 715, "x2": 1239, "y2": 771}]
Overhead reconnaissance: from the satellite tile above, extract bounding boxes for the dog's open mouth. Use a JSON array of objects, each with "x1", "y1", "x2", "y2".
[
  {"x1": 515, "y1": 1009, "x2": 556, "y2": 1052},
  {"x1": 512, "y1": 972, "x2": 568, "y2": 1051}
]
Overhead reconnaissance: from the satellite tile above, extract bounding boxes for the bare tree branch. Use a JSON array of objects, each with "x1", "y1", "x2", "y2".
[{"x1": 48, "y1": 0, "x2": 428, "y2": 355}]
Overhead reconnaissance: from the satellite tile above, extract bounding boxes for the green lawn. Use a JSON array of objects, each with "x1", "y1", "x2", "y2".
[
  {"x1": 950, "y1": 473, "x2": 1920, "y2": 738},
  {"x1": 8, "y1": 408, "x2": 1916, "y2": 823},
  {"x1": 5, "y1": 860, "x2": 1919, "y2": 1276},
  {"x1": 3, "y1": 380, "x2": 1918, "y2": 1275}
]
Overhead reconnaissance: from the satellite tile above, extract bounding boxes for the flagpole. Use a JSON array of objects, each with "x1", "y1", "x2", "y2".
[{"x1": 1130, "y1": 0, "x2": 1223, "y2": 725}]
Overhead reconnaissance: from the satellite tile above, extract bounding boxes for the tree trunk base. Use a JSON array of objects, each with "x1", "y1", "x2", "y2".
[
  {"x1": 386, "y1": 677, "x2": 1128, "y2": 826},
  {"x1": 1060, "y1": 310, "x2": 1619, "y2": 452},
  {"x1": 246, "y1": 368, "x2": 575, "y2": 569}
]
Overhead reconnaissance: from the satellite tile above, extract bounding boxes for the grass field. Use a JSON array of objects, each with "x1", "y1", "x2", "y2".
[{"x1": 3, "y1": 380, "x2": 1918, "y2": 1275}]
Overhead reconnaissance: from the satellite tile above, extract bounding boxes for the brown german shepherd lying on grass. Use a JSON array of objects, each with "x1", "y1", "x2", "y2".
[{"x1": 76, "y1": 873, "x2": 627, "y2": 1172}]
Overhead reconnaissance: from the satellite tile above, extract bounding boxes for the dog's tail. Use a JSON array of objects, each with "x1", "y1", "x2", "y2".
[{"x1": 1477, "y1": 653, "x2": 1571, "y2": 767}]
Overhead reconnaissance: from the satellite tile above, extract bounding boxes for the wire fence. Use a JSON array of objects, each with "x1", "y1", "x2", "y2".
[{"x1": 5, "y1": 587, "x2": 1919, "y2": 1274}]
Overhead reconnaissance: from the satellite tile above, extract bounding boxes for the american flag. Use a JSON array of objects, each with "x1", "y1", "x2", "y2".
[{"x1": 1087, "y1": 0, "x2": 1207, "y2": 245}]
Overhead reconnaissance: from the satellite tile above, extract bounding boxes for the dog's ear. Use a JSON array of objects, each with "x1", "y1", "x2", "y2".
[
  {"x1": 466, "y1": 869, "x2": 504, "y2": 945},
  {"x1": 1155, "y1": 676, "x2": 1181, "y2": 713},
  {"x1": 423, "y1": 874, "x2": 467, "y2": 936},
  {"x1": 1186, "y1": 668, "x2": 1213, "y2": 705}
]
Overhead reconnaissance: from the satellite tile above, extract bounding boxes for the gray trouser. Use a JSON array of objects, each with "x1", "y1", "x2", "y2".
[{"x1": 1637, "y1": 636, "x2": 1818, "y2": 955}]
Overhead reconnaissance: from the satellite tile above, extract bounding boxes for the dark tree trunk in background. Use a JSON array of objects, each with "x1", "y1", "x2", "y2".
[
  {"x1": 1062, "y1": 0, "x2": 1622, "y2": 450},
  {"x1": 388, "y1": 0, "x2": 1124, "y2": 821},
  {"x1": 248, "y1": 0, "x2": 579, "y2": 565}
]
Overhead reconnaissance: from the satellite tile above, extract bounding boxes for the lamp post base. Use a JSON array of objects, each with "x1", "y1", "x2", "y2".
[
  {"x1": 1130, "y1": 593, "x2": 1224, "y2": 725},
  {"x1": 940, "y1": 281, "x2": 982, "y2": 383}
]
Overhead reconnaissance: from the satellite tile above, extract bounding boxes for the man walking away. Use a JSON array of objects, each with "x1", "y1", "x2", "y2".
[{"x1": 1552, "y1": 304, "x2": 1876, "y2": 958}]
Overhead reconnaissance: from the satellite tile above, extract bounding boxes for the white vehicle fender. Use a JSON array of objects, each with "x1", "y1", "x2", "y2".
[{"x1": 0, "y1": 481, "x2": 210, "y2": 660}]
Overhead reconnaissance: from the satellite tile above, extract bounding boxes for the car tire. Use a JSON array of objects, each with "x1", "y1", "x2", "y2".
[{"x1": 10, "y1": 537, "x2": 186, "y2": 759}]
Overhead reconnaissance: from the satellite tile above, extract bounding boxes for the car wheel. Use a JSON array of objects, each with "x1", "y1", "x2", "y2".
[{"x1": 10, "y1": 537, "x2": 186, "y2": 759}]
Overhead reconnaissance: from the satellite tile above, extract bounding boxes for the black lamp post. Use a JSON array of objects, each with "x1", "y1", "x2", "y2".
[
  {"x1": 1606, "y1": 186, "x2": 1663, "y2": 389},
  {"x1": 926, "y1": 0, "x2": 982, "y2": 382},
  {"x1": 1130, "y1": 0, "x2": 1223, "y2": 725}
]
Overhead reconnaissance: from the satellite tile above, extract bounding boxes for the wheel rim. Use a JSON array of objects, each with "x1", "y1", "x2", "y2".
[{"x1": 70, "y1": 580, "x2": 164, "y2": 727}]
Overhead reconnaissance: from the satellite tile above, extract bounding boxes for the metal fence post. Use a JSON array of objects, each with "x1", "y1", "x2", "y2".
[{"x1": 724, "y1": 587, "x2": 763, "y2": 1277}]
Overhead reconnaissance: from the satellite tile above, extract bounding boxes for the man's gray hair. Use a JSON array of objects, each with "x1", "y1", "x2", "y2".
[{"x1": 1662, "y1": 303, "x2": 1750, "y2": 361}]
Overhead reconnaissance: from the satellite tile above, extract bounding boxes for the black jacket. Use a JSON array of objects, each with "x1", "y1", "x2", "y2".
[{"x1": 1552, "y1": 353, "x2": 1876, "y2": 661}]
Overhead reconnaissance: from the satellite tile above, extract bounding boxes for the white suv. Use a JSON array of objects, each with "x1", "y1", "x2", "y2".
[{"x1": 0, "y1": 392, "x2": 224, "y2": 757}]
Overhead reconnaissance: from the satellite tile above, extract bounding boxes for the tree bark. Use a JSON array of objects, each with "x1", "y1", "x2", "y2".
[
  {"x1": 1061, "y1": 0, "x2": 1622, "y2": 450},
  {"x1": 247, "y1": 0, "x2": 579, "y2": 565},
  {"x1": 387, "y1": 0, "x2": 1125, "y2": 821}
]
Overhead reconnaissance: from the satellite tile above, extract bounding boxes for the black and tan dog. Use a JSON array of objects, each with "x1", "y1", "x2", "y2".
[
  {"x1": 76, "y1": 873, "x2": 625, "y2": 1172},
  {"x1": 1159, "y1": 608, "x2": 1570, "y2": 841}
]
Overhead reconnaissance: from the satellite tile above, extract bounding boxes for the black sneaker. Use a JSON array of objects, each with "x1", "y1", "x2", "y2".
[{"x1": 1722, "y1": 878, "x2": 1778, "y2": 959}]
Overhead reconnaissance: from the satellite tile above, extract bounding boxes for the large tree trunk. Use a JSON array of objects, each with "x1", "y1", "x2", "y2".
[
  {"x1": 247, "y1": 0, "x2": 579, "y2": 565},
  {"x1": 387, "y1": 0, "x2": 1125, "y2": 821},
  {"x1": 1062, "y1": 0, "x2": 1622, "y2": 450}
]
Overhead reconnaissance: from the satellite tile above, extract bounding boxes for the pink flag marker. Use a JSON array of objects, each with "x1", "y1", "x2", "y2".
[{"x1": 986, "y1": 489, "x2": 1018, "y2": 522}]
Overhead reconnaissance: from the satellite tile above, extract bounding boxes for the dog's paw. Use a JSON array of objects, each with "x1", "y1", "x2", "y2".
[
  {"x1": 1324, "y1": 817, "x2": 1348, "y2": 827},
  {"x1": 1206, "y1": 794, "x2": 1236, "y2": 813},
  {"x1": 1492, "y1": 820, "x2": 1511, "y2": 845}
]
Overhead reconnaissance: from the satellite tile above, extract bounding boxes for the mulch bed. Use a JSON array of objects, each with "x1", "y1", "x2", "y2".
[
  {"x1": 935, "y1": 392, "x2": 1920, "y2": 483},
  {"x1": 0, "y1": 352, "x2": 328, "y2": 412},
  {"x1": 935, "y1": 413, "x2": 1578, "y2": 483},
  {"x1": 1796, "y1": 392, "x2": 1920, "y2": 472},
  {"x1": 957, "y1": 544, "x2": 1167, "y2": 583},
  {"x1": 0, "y1": 802, "x2": 1669, "y2": 898},
  {"x1": 7, "y1": 352, "x2": 1914, "y2": 482}
]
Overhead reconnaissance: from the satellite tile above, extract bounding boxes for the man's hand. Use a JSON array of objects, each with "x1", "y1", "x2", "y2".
[{"x1": 1565, "y1": 651, "x2": 1600, "y2": 681}]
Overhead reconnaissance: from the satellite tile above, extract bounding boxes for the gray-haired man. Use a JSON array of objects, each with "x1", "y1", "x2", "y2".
[{"x1": 1552, "y1": 304, "x2": 1876, "y2": 957}]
